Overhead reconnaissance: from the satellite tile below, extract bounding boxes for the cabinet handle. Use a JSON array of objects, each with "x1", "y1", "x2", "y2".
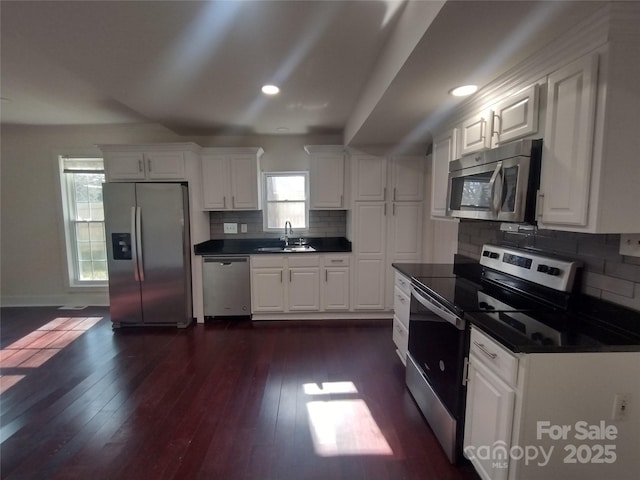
[
  {"x1": 223, "y1": 196, "x2": 226, "y2": 208},
  {"x1": 393, "y1": 188, "x2": 396, "y2": 201},
  {"x1": 289, "y1": 270, "x2": 292, "y2": 282},
  {"x1": 330, "y1": 259, "x2": 343, "y2": 263},
  {"x1": 383, "y1": 187, "x2": 387, "y2": 201},
  {"x1": 325, "y1": 270, "x2": 328, "y2": 282},
  {"x1": 340, "y1": 194, "x2": 343, "y2": 207},
  {"x1": 473, "y1": 341, "x2": 497, "y2": 359},
  {"x1": 138, "y1": 159, "x2": 143, "y2": 172},
  {"x1": 492, "y1": 113, "x2": 501, "y2": 138},
  {"x1": 280, "y1": 271, "x2": 283, "y2": 283},
  {"x1": 384, "y1": 203, "x2": 387, "y2": 216},
  {"x1": 232, "y1": 196, "x2": 235, "y2": 208},
  {"x1": 147, "y1": 158, "x2": 152, "y2": 172},
  {"x1": 392, "y1": 203, "x2": 396, "y2": 216}
]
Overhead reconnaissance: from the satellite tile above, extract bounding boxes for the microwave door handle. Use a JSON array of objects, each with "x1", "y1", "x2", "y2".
[
  {"x1": 489, "y1": 161, "x2": 503, "y2": 215},
  {"x1": 411, "y1": 286, "x2": 465, "y2": 330}
]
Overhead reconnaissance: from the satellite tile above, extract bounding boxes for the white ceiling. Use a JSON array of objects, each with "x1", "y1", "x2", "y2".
[{"x1": 0, "y1": 0, "x2": 603, "y2": 147}]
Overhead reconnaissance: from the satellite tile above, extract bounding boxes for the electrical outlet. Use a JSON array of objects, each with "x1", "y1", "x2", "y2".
[
  {"x1": 612, "y1": 393, "x2": 631, "y2": 421},
  {"x1": 223, "y1": 223, "x2": 238, "y2": 234},
  {"x1": 619, "y1": 234, "x2": 640, "y2": 257}
]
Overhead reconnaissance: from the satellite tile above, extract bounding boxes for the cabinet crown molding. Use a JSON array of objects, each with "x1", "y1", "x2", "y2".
[
  {"x1": 200, "y1": 146, "x2": 264, "y2": 157},
  {"x1": 304, "y1": 145, "x2": 345, "y2": 155},
  {"x1": 97, "y1": 142, "x2": 201, "y2": 153}
]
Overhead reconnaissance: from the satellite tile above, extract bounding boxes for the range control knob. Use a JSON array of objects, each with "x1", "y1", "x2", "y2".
[
  {"x1": 537, "y1": 264, "x2": 549, "y2": 273},
  {"x1": 489, "y1": 252, "x2": 500, "y2": 259},
  {"x1": 548, "y1": 267, "x2": 561, "y2": 276}
]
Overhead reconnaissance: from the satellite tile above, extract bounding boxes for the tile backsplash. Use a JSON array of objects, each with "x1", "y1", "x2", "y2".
[
  {"x1": 209, "y1": 210, "x2": 346, "y2": 239},
  {"x1": 458, "y1": 220, "x2": 640, "y2": 311}
]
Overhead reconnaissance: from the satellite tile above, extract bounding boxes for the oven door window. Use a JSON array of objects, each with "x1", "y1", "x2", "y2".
[{"x1": 408, "y1": 300, "x2": 468, "y2": 417}]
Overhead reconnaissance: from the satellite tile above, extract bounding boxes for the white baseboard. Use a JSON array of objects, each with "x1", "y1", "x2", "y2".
[
  {"x1": 1, "y1": 293, "x2": 109, "y2": 308},
  {"x1": 251, "y1": 311, "x2": 393, "y2": 321}
]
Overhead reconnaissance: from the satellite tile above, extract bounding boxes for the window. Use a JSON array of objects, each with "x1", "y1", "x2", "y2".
[
  {"x1": 263, "y1": 172, "x2": 309, "y2": 232},
  {"x1": 59, "y1": 157, "x2": 108, "y2": 286}
]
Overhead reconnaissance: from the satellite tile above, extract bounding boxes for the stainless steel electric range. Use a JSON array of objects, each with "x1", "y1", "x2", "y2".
[{"x1": 394, "y1": 244, "x2": 640, "y2": 464}]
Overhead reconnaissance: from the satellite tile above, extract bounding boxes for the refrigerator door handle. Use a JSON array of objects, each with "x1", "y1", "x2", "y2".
[
  {"x1": 131, "y1": 206, "x2": 140, "y2": 281},
  {"x1": 136, "y1": 206, "x2": 145, "y2": 281}
]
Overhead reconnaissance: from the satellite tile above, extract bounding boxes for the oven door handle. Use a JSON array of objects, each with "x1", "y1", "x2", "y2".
[{"x1": 411, "y1": 286, "x2": 465, "y2": 330}]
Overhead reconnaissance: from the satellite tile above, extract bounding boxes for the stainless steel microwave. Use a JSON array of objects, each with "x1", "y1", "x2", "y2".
[{"x1": 446, "y1": 139, "x2": 542, "y2": 223}]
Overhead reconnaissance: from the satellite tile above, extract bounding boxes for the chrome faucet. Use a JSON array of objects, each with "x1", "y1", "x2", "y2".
[{"x1": 283, "y1": 221, "x2": 293, "y2": 246}]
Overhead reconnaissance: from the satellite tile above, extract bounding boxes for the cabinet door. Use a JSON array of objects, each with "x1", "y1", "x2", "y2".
[
  {"x1": 322, "y1": 267, "x2": 350, "y2": 310},
  {"x1": 540, "y1": 53, "x2": 598, "y2": 226},
  {"x1": 229, "y1": 155, "x2": 259, "y2": 209},
  {"x1": 353, "y1": 203, "x2": 387, "y2": 310},
  {"x1": 386, "y1": 202, "x2": 422, "y2": 309},
  {"x1": 459, "y1": 111, "x2": 492, "y2": 156},
  {"x1": 390, "y1": 156, "x2": 424, "y2": 202},
  {"x1": 105, "y1": 152, "x2": 146, "y2": 181},
  {"x1": 145, "y1": 151, "x2": 185, "y2": 180},
  {"x1": 310, "y1": 154, "x2": 344, "y2": 209},
  {"x1": 463, "y1": 357, "x2": 515, "y2": 480},
  {"x1": 288, "y1": 268, "x2": 320, "y2": 311},
  {"x1": 431, "y1": 130, "x2": 457, "y2": 217},
  {"x1": 201, "y1": 156, "x2": 231, "y2": 210},
  {"x1": 354, "y1": 203, "x2": 386, "y2": 256},
  {"x1": 352, "y1": 154, "x2": 387, "y2": 201},
  {"x1": 492, "y1": 84, "x2": 539, "y2": 145},
  {"x1": 354, "y1": 257, "x2": 386, "y2": 310},
  {"x1": 251, "y1": 268, "x2": 285, "y2": 312},
  {"x1": 392, "y1": 316, "x2": 408, "y2": 364}
]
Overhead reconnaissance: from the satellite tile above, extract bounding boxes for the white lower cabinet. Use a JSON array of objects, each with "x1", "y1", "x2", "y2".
[
  {"x1": 288, "y1": 266, "x2": 321, "y2": 311},
  {"x1": 322, "y1": 255, "x2": 351, "y2": 311},
  {"x1": 391, "y1": 271, "x2": 411, "y2": 364},
  {"x1": 251, "y1": 254, "x2": 351, "y2": 314},
  {"x1": 464, "y1": 332, "x2": 516, "y2": 480},
  {"x1": 464, "y1": 326, "x2": 640, "y2": 480}
]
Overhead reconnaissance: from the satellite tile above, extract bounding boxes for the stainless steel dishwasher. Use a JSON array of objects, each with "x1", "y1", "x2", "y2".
[{"x1": 202, "y1": 256, "x2": 251, "y2": 317}]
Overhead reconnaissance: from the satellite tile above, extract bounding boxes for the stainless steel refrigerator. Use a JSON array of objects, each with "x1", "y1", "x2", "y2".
[{"x1": 103, "y1": 183, "x2": 192, "y2": 328}]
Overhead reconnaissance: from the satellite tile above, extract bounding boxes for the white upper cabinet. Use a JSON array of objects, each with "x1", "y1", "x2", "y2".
[
  {"x1": 390, "y1": 155, "x2": 424, "y2": 202},
  {"x1": 539, "y1": 53, "x2": 598, "y2": 227},
  {"x1": 305, "y1": 145, "x2": 345, "y2": 209},
  {"x1": 431, "y1": 129, "x2": 457, "y2": 218},
  {"x1": 351, "y1": 154, "x2": 387, "y2": 202},
  {"x1": 491, "y1": 84, "x2": 539, "y2": 146},
  {"x1": 458, "y1": 110, "x2": 493, "y2": 156},
  {"x1": 201, "y1": 147, "x2": 263, "y2": 211},
  {"x1": 103, "y1": 147, "x2": 187, "y2": 182},
  {"x1": 539, "y1": 38, "x2": 640, "y2": 233}
]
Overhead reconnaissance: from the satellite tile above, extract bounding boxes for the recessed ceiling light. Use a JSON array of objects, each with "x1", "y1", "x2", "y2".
[
  {"x1": 261, "y1": 85, "x2": 280, "y2": 95},
  {"x1": 449, "y1": 85, "x2": 478, "y2": 97}
]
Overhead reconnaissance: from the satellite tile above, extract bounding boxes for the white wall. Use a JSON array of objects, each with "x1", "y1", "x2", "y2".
[{"x1": 0, "y1": 123, "x2": 340, "y2": 306}]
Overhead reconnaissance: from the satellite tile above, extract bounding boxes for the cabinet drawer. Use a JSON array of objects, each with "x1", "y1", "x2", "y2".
[
  {"x1": 393, "y1": 286, "x2": 410, "y2": 328},
  {"x1": 392, "y1": 315, "x2": 408, "y2": 358},
  {"x1": 469, "y1": 328, "x2": 518, "y2": 386},
  {"x1": 394, "y1": 271, "x2": 411, "y2": 296},
  {"x1": 287, "y1": 255, "x2": 320, "y2": 268},
  {"x1": 251, "y1": 255, "x2": 285, "y2": 268},
  {"x1": 323, "y1": 255, "x2": 350, "y2": 267}
]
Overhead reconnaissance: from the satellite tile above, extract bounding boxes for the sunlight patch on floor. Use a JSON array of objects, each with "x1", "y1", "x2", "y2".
[
  {"x1": 0, "y1": 316, "x2": 102, "y2": 393},
  {"x1": 303, "y1": 381, "x2": 393, "y2": 457}
]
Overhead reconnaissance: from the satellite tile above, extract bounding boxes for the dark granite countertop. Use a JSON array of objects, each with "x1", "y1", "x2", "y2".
[
  {"x1": 391, "y1": 258, "x2": 640, "y2": 353},
  {"x1": 194, "y1": 236, "x2": 352, "y2": 255}
]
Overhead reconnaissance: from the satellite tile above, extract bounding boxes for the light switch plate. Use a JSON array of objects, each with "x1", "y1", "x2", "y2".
[
  {"x1": 241, "y1": 224, "x2": 248, "y2": 233},
  {"x1": 619, "y1": 234, "x2": 640, "y2": 257},
  {"x1": 223, "y1": 223, "x2": 238, "y2": 234}
]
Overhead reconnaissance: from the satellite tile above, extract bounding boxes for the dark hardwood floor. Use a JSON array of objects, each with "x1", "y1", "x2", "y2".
[{"x1": 0, "y1": 307, "x2": 479, "y2": 480}]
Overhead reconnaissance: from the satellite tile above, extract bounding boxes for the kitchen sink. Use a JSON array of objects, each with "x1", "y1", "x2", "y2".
[{"x1": 255, "y1": 245, "x2": 316, "y2": 253}]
